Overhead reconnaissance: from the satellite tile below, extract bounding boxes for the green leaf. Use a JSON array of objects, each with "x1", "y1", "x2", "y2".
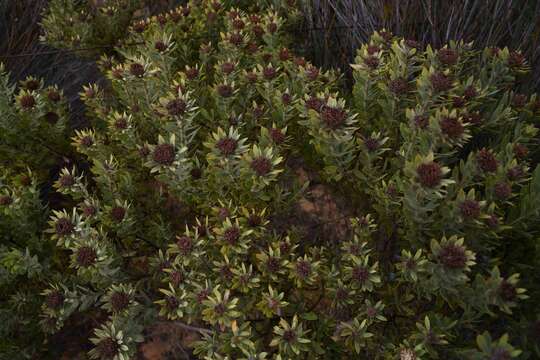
[
  {"x1": 476, "y1": 333, "x2": 489, "y2": 352},
  {"x1": 301, "y1": 312, "x2": 318, "y2": 321}
]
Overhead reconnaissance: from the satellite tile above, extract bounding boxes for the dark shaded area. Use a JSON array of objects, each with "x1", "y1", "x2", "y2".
[
  {"x1": 45, "y1": 309, "x2": 108, "y2": 359},
  {"x1": 0, "y1": 0, "x2": 107, "y2": 129}
]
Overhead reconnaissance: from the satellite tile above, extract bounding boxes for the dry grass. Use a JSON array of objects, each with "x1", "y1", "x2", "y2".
[{"x1": 300, "y1": 0, "x2": 540, "y2": 90}]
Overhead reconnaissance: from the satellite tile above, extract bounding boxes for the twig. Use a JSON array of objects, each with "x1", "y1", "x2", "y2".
[
  {"x1": 168, "y1": 321, "x2": 213, "y2": 335},
  {"x1": 306, "y1": 280, "x2": 326, "y2": 313},
  {"x1": 136, "y1": 234, "x2": 160, "y2": 250}
]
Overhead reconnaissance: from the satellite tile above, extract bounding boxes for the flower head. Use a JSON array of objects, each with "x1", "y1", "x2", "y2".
[
  {"x1": 463, "y1": 85, "x2": 478, "y2": 100},
  {"x1": 321, "y1": 105, "x2": 347, "y2": 129},
  {"x1": 89, "y1": 321, "x2": 141, "y2": 360},
  {"x1": 45, "y1": 289, "x2": 64, "y2": 310},
  {"x1": 494, "y1": 182, "x2": 512, "y2": 200},
  {"x1": 185, "y1": 65, "x2": 199, "y2": 80},
  {"x1": 242, "y1": 145, "x2": 283, "y2": 186},
  {"x1": 430, "y1": 71, "x2": 453, "y2": 92},
  {"x1": 305, "y1": 65, "x2": 319, "y2": 81},
  {"x1": 363, "y1": 56, "x2": 379, "y2": 69},
  {"x1": 477, "y1": 148, "x2": 498, "y2": 174},
  {"x1": 270, "y1": 315, "x2": 311, "y2": 356},
  {"x1": 507, "y1": 166, "x2": 525, "y2": 181},
  {"x1": 145, "y1": 135, "x2": 187, "y2": 174},
  {"x1": 462, "y1": 111, "x2": 482, "y2": 125},
  {"x1": 0, "y1": 194, "x2": 13, "y2": 206},
  {"x1": 388, "y1": 77, "x2": 410, "y2": 96},
  {"x1": 111, "y1": 206, "x2": 126, "y2": 223},
  {"x1": 417, "y1": 162, "x2": 443, "y2": 188},
  {"x1": 279, "y1": 47, "x2": 291, "y2": 61},
  {"x1": 47, "y1": 88, "x2": 61, "y2": 102},
  {"x1": 346, "y1": 255, "x2": 380, "y2": 292},
  {"x1": 18, "y1": 91, "x2": 36, "y2": 109},
  {"x1": 270, "y1": 127, "x2": 286, "y2": 144},
  {"x1": 513, "y1": 144, "x2": 528, "y2": 160},
  {"x1": 438, "y1": 48, "x2": 459, "y2": 65},
  {"x1": 262, "y1": 64, "x2": 278, "y2": 80},
  {"x1": 72, "y1": 129, "x2": 96, "y2": 151},
  {"x1": 153, "y1": 144, "x2": 175, "y2": 165},
  {"x1": 431, "y1": 235, "x2": 476, "y2": 272},
  {"x1": 459, "y1": 199, "x2": 481, "y2": 219},
  {"x1": 414, "y1": 114, "x2": 429, "y2": 129},
  {"x1": 129, "y1": 62, "x2": 145, "y2": 77},
  {"x1": 512, "y1": 93, "x2": 528, "y2": 108},
  {"x1": 251, "y1": 157, "x2": 272, "y2": 176},
  {"x1": 217, "y1": 83, "x2": 234, "y2": 98},
  {"x1": 102, "y1": 284, "x2": 136, "y2": 315},
  {"x1": 439, "y1": 244, "x2": 467, "y2": 269},
  {"x1": 166, "y1": 98, "x2": 186, "y2": 116},
  {"x1": 47, "y1": 209, "x2": 82, "y2": 247},
  {"x1": 440, "y1": 116, "x2": 464, "y2": 139},
  {"x1": 305, "y1": 96, "x2": 325, "y2": 112},
  {"x1": 217, "y1": 138, "x2": 238, "y2": 155},
  {"x1": 228, "y1": 31, "x2": 244, "y2": 46},
  {"x1": 508, "y1": 51, "x2": 525, "y2": 68},
  {"x1": 76, "y1": 246, "x2": 97, "y2": 267}
]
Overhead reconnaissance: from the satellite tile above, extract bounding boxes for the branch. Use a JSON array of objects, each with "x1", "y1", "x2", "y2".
[
  {"x1": 306, "y1": 280, "x2": 326, "y2": 313},
  {"x1": 167, "y1": 321, "x2": 213, "y2": 335}
]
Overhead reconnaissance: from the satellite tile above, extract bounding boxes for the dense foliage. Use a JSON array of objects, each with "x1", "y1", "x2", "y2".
[
  {"x1": 1, "y1": 0, "x2": 540, "y2": 359},
  {"x1": 40, "y1": 0, "x2": 144, "y2": 55}
]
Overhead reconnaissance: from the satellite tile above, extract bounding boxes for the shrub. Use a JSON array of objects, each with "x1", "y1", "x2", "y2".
[
  {"x1": 40, "y1": 0, "x2": 145, "y2": 55},
  {"x1": 1, "y1": 1, "x2": 540, "y2": 359},
  {"x1": 0, "y1": 63, "x2": 71, "y2": 177},
  {"x1": 0, "y1": 169, "x2": 50, "y2": 356}
]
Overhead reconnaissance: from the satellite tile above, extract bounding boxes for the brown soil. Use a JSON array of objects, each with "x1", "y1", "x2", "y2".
[{"x1": 139, "y1": 322, "x2": 200, "y2": 360}]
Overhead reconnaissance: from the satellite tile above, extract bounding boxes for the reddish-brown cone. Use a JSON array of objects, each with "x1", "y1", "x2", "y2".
[
  {"x1": 46, "y1": 291, "x2": 64, "y2": 309},
  {"x1": 55, "y1": 218, "x2": 74, "y2": 236},
  {"x1": 166, "y1": 99, "x2": 187, "y2": 116},
  {"x1": 110, "y1": 291, "x2": 130, "y2": 313},
  {"x1": 476, "y1": 148, "x2": 498, "y2": 173},
  {"x1": 416, "y1": 162, "x2": 443, "y2": 188},
  {"x1": 437, "y1": 48, "x2": 459, "y2": 65},
  {"x1": 19, "y1": 94, "x2": 36, "y2": 109},
  {"x1": 295, "y1": 260, "x2": 311, "y2": 278},
  {"x1": 438, "y1": 244, "x2": 467, "y2": 269},
  {"x1": 216, "y1": 137, "x2": 237, "y2": 156},
  {"x1": 129, "y1": 63, "x2": 145, "y2": 77},
  {"x1": 440, "y1": 116, "x2": 464, "y2": 139},
  {"x1": 96, "y1": 338, "x2": 120, "y2": 358},
  {"x1": 152, "y1": 144, "x2": 176, "y2": 165},
  {"x1": 251, "y1": 157, "x2": 272, "y2": 176},
  {"x1": 111, "y1": 206, "x2": 126, "y2": 223},
  {"x1": 177, "y1": 236, "x2": 193, "y2": 255},
  {"x1": 430, "y1": 72, "x2": 453, "y2": 92},
  {"x1": 388, "y1": 78, "x2": 410, "y2": 96},
  {"x1": 223, "y1": 226, "x2": 240, "y2": 245},
  {"x1": 76, "y1": 246, "x2": 97, "y2": 267},
  {"x1": 494, "y1": 182, "x2": 512, "y2": 200},
  {"x1": 459, "y1": 199, "x2": 481, "y2": 219},
  {"x1": 321, "y1": 105, "x2": 347, "y2": 129}
]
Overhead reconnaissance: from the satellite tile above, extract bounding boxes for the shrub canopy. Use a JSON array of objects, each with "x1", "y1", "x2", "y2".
[{"x1": 1, "y1": 0, "x2": 540, "y2": 359}]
